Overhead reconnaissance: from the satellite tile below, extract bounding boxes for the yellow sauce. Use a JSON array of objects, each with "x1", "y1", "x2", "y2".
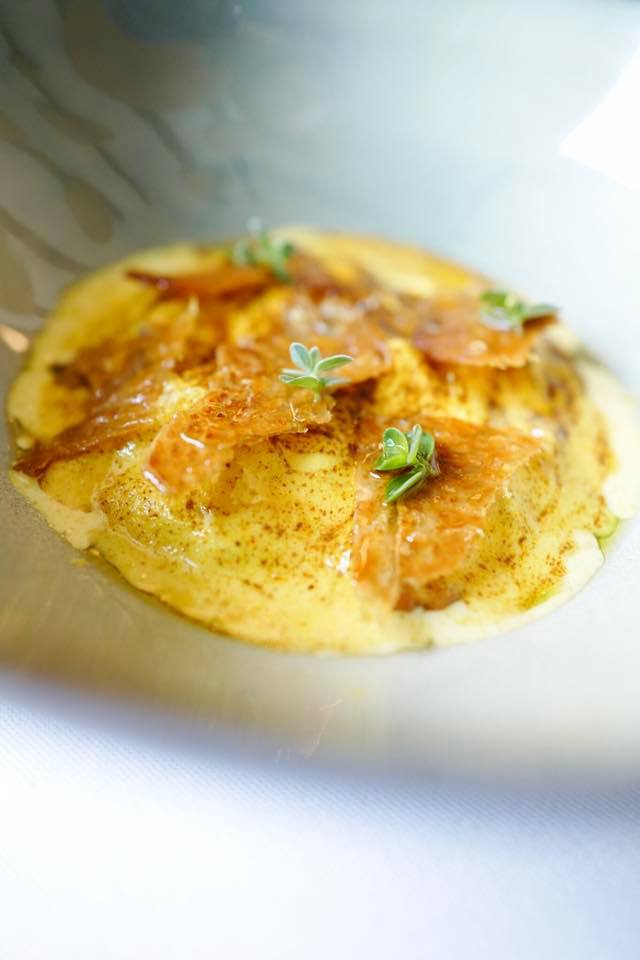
[{"x1": 7, "y1": 230, "x2": 639, "y2": 653}]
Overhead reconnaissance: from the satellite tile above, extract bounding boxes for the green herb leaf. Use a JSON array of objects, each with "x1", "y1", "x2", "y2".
[
  {"x1": 418, "y1": 430, "x2": 435, "y2": 462},
  {"x1": 230, "y1": 238, "x2": 255, "y2": 266},
  {"x1": 289, "y1": 342, "x2": 312, "y2": 371},
  {"x1": 373, "y1": 423, "x2": 439, "y2": 504},
  {"x1": 376, "y1": 452, "x2": 411, "y2": 472},
  {"x1": 314, "y1": 354, "x2": 353, "y2": 374},
  {"x1": 308, "y1": 346, "x2": 322, "y2": 368},
  {"x1": 375, "y1": 427, "x2": 410, "y2": 471},
  {"x1": 479, "y1": 289, "x2": 556, "y2": 333},
  {"x1": 384, "y1": 467, "x2": 426, "y2": 504},
  {"x1": 480, "y1": 290, "x2": 513, "y2": 310},
  {"x1": 279, "y1": 342, "x2": 353, "y2": 398},
  {"x1": 323, "y1": 376, "x2": 349, "y2": 388},
  {"x1": 406, "y1": 424, "x2": 424, "y2": 465},
  {"x1": 278, "y1": 374, "x2": 322, "y2": 392},
  {"x1": 230, "y1": 229, "x2": 296, "y2": 282},
  {"x1": 382, "y1": 427, "x2": 409, "y2": 450}
]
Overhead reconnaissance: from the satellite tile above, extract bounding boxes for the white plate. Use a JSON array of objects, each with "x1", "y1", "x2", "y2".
[{"x1": 1, "y1": 0, "x2": 639, "y2": 780}]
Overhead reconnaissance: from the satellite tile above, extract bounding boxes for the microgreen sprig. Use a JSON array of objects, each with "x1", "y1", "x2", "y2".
[
  {"x1": 231, "y1": 229, "x2": 295, "y2": 282},
  {"x1": 279, "y1": 342, "x2": 353, "y2": 398},
  {"x1": 374, "y1": 424, "x2": 439, "y2": 504},
  {"x1": 479, "y1": 290, "x2": 556, "y2": 333}
]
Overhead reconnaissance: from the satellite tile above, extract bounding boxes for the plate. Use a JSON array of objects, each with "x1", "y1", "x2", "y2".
[{"x1": 1, "y1": 0, "x2": 639, "y2": 780}]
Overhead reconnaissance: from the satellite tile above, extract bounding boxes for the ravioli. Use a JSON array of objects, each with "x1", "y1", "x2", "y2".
[{"x1": 7, "y1": 228, "x2": 637, "y2": 654}]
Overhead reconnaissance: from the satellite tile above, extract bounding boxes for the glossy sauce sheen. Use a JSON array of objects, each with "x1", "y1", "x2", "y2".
[{"x1": 7, "y1": 229, "x2": 628, "y2": 653}]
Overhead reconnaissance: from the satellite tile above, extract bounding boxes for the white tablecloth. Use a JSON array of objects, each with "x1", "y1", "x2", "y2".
[{"x1": 2, "y1": 675, "x2": 639, "y2": 960}]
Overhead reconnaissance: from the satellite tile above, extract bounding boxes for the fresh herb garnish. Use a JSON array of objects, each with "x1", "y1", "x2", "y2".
[
  {"x1": 479, "y1": 290, "x2": 556, "y2": 333},
  {"x1": 279, "y1": 342, "x2": 353, "y2": 398},
  {"x1": 231, "y1": 229, "x2": 295, "y2": 282},
  {"x1": 374, "y1": 424, "x2": 439, "y2": 504}
]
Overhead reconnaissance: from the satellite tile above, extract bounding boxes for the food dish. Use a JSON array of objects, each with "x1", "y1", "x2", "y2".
[{"x1": 7, "y1": 228, "x2": 639, "y2": 653}]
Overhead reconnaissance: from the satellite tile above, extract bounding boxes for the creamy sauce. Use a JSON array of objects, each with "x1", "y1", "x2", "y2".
[
  {"x1": 7, "y1": 230, "x2": 640, "y2": 653},
  {"x1": 423, "y1": 530, "x2": 604, "y2": 647},
  {"x1": 11, "y1": 469, "x2": 105, "y2": 550},
  {"x1": 579, "y1": 359, "x2": 640, "y2": 519}
]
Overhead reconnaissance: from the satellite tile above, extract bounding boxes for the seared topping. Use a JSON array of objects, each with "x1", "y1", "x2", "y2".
[
  {"x1": 15, "y1": 370, "x2": 164, "y2": 479},
  {"x1": 15, "y1": 301, "x2": 201, "y2": 479},
  {"x1": 412, "y1": 294, "x2": 555, "y2": 369},
  {"x1": 141, "y1": 323, "x2": 388, "y2": 495},
  {"x1": 275, "y1": 293, "x2": 391, "y2": 385},
  {"x1": 15, "y1": 235, "x2": 559, "y2": 616},
  {"x1": 145, "y1": 369, "x2": 334, "y2": 493},
  {"x1": 127, "y1": 230, "x2": 347, "y2": 302},
  {"x1": 127, "y1": 262, "x2": 271, "y2": 301},
  {"x1": 352, "y1": 416, "x2": 542, "y2": 609},
  {"x1": 53, "y1": 300, "x2": 200, "y2": 398},
  {"x1": 14, "y1": 247, "x2": 552, "y2": 487}
]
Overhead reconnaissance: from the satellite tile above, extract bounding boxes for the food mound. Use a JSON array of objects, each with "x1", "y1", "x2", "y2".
[{"x1": 7, "y1": 228, "x2": 629, "y2": 653}]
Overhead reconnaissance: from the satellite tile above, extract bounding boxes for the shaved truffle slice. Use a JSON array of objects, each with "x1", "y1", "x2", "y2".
[
  {"x1": 145, "y1": 369, "x2": 334, "y2": 493},
  {"x1": 412, "y1": 295, "x2": 555, "y2": 369},
  {"x1": 352, "y1": 416, "x2": 543, "y2": 609}
]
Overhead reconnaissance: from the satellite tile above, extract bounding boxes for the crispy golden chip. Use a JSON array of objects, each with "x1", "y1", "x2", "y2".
[
  {"x1": 412, "y1": 295, "x2": 555, "y2": 368},
  {"x1": 353, "y1": 416, "x2": 543, "y2": 608}
]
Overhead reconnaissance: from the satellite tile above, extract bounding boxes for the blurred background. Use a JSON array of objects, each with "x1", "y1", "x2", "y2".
[
  {"x1": 2, "y1": 1, "x2": 640, "y2": 957},
  {"x1": 1, "y1": 0, "x2": 639, "y2": 375}
]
